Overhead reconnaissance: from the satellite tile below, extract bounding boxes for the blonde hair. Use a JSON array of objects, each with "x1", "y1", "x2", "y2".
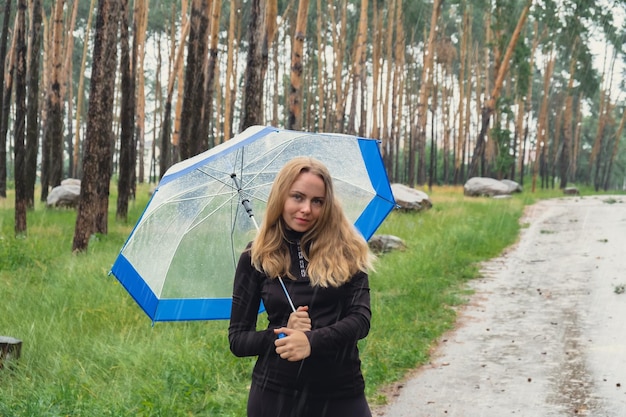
[{"x1": 251, "y1": 157, "x2": 373, "y2": 287}]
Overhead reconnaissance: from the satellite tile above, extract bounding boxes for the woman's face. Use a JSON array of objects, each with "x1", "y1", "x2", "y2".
[{"x1": 282, "y1": 171, "x2": 326, "y2": 233}]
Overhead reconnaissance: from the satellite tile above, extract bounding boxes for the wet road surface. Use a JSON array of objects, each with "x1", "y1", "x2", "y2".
[{"x1": 374, "y1": 195, "x2": 626, "y2": 417}]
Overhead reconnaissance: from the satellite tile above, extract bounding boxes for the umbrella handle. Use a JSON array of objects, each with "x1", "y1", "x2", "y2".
[{"x1": 278, "y1": 277, "x2": 297, "y2": 312}]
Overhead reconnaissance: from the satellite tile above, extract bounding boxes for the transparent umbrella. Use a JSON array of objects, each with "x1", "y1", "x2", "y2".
[{"x1": 110, "y1": 125, "x2": 396, "y2": 322}]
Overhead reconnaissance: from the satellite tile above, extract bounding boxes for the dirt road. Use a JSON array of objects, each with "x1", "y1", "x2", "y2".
[{"x1": 374, "y1": 195, "x2": 626, "y2": 417}]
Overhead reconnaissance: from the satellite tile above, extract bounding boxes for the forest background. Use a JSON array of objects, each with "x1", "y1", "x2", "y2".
[{"x1": 1, "y1": 0, "x2": 626, "y2": 249}]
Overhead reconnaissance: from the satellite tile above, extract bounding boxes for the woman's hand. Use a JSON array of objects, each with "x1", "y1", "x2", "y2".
[
  {"x1": 287, "y1": 306, "x2": 311, "y2": 331},
  {"x1": 274, "y1": 328, "x2": 311, "y2": 361}
]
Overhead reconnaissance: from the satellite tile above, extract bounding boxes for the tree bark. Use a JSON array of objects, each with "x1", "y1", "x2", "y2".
[
  {"x1": 532, "y1": 52, "x2": 555, "y2": 193},
  {"x1": 14, "y1": 0, "x2": 28, "y2": 235},
  {"x1": 240, "y1": 0, "x2": 267, "y2": 131},
  {"x1": 414, "y1": 0, "x2": 442, "y2": 186},
  {"x1": 73, "y1": 0, "x2": 120, "y2": 252},
  {"x1": 24, "y1": 0, "x2": 42, "y2": 208},
  {"x1": 41, "y1": 0, "x2": 66, "y2": 202},
  {"x1": 180, "y1": 0, "x2": 210, "y2": 159},
  {"x1": 116, "y1": 0, "x2": 135, "y2": 221},
  {"x1": 560, "y1": 49, "x2": 577, "y2": 189},
  {"x1": 468, "y1": 0, "x2": 532, "y2": 178},
  {"x1": 346, "y1": 0, "x2": 367, "y2": 135},
  {"x1": 287, "y1": 0, "x2": 310, "y2": 130},
  {"x1": 0, "y1": 0, "x2": 12, "y2": 198},
  {"x1": 73, "y1": 0, "x2": 97, "y2": 179},
  {"x1": 202, "y1": 0, "x2": 221, "y2": 146},
  {"x1": 160, "y1": 18, "x2": 189, "y2": 178},
  {"x1": 223, "y1": 0, "x2": 239, "y2": 141},
  {"x1": 134, "y1": 0, "x2": 148, "y2": 185},
  {"x1": 331, "y1": 0, "x2": 347, "y2": 133},
  {"x1": 453, "y1": 7, "x2": 470, "y2": 184}
]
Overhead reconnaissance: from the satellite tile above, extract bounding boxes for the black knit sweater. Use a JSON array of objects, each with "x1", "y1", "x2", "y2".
[{"x1": 228, "y1": 230, "x2": 371, "y2": 399}]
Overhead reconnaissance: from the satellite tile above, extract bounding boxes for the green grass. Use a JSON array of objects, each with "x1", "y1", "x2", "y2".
[{"x1": 0, "y1": 183, "x2": 621, "y2": 415}]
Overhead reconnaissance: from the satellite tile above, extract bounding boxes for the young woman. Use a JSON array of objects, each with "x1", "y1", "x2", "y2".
[{"x1": 229, "y1": 157, "x2": 374, "y2": 417}]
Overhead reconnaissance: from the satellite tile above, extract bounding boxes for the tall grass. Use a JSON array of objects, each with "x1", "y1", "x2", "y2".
[{"x1": 0, "y1": 184, "x2": 606, "y2": 415}]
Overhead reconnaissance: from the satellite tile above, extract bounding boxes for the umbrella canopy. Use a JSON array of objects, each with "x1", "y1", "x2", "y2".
[{"x1": 110, "y1": 125, "x2": 396, "y2": 322}]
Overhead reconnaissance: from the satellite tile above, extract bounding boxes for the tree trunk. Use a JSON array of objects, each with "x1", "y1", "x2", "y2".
[
  {"x1": 468, "y1": 0, "x2": 532, "y2": 178},
  {"x1": 73, "y1": 0, "x2": 97, "y2": 179},
  {"x1": 346, "y1": 0, "x2": 367, "y2": 135},
  {"x1": 73, "y1": 0, "x2": 120, "y2": 252},
  {"x1": 160, "y1": 18, "x2": 189, "y2": 178},
  {"x1": 532, "y1": 52, "x2": 554, "y2": 193},
  {"x1": 14, "y1": 0, "x2": 27, "y2": 235},
  {"x1": 604, "y1": 105, "x2": 626, "y2": 190},
  {"x1": 453, "y1": 7, "x2": 469, "y2": 184},
  {"x1": 171, "y1": 0, "x2": 188, "y2": 163},
  {"x1": 370, "y1": 0, "x2": 381, "y2": 140},
  {"x1": 24, "y1": 0, "x2": 42, "y2": 208},
  {"x1": 559, "y1": 50, "x2": 577, "y2": 190},
  {"x1": 0, "y1": 0, "x2": 12, "y2": 198},
  {"x1": 180, "y1": 0, "x2": 210, "y2": 159},
  {"x1": 60, "y1": 0, "x2": 78, "y2": 178},
  {"x1": 223, "y1": 0, "x2": 239, "y2": 140},
  {"x1": 240, "y1": 0, "x2": 267, "y2": 131},
  {"x1": 589, "y1": 87, "x2": 609, "y2": 189},
  {"x1": 287, "y1": 0, "x2": 310, "y2": 130},
  {"x1": 117, "y1": 0, "x2": 135, "y2": 221},
  {"x1": 202, "y1": 0, "x2": 221, "y2": 146},
  {"x1": 41, "y1": 0, "x2": 66, "y2": 202},
  {"x1": 134, "y1": 0, "x2": 148, "y2": 185},
  {"x1": 331, "y1": 0, "x2": 347, "y2": 133},
  {"x1": 415, "y1": 0, "x2": 442, "y2": 186}
]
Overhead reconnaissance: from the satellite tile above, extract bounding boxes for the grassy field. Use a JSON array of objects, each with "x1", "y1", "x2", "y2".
[{"x1": 0, "y1": 183, "x2": 610, "y2": 416}]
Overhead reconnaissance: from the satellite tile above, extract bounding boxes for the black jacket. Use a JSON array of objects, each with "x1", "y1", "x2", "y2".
[{"x1": 228, "y1": 232, "x2": 371, "y2": 399}]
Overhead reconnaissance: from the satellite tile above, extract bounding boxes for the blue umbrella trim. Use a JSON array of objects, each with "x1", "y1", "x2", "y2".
[
  {"x1": 111, "y1": 254, "x2": 235, "y2": 321},
  {"x1": 354, "y1": 138, "x2": 396, "y2": 240}
]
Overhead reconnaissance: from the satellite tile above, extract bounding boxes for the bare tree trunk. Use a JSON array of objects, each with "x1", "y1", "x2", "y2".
[
  {"x1": 134, "y1": 0, "x2": 148, "y2": 185},
  {"x1": 171, "y1": 0, "x2": 188, "y2": 163},
  {"x1": 287, "y1": 0, "x2": 310, "y2": 130},
  {"x1": 346, "y1": 0, "x2": 367, "y2": 135},
  {"x1": 559, "y1": 50, "x2": 577, "y2": 189},
  {"x1": 73, "y1": 0, "x2": 120, "y2": 252},
  {"x1": 590, "y1": 91, "x2": 609, "y2": 190},
  {"x1": 517, "y1": 21, "x2": 541, "y2": 185},
  {"x1": 468, "y1": 0, "x2": 531, "y2": 178},
  {"x1": 116, "y1": 0, "x2": 135, "y2": 221},
  {"x1": 60, "y1": 0, "x2": 78, "y2": 180},
  {"x1": 180, "y1": 0, "x2": 210, "y2": 158},
  {"x1": 604, "y1": 104, "x2": 626, "y2": 190},
  {"x1": 202, "y1": 0, "x2": 221, "y2": 146},
  {"x1": 415, "y1": 0, "x2": 442, "y2": 186},
  {"x1": 160, "y1": 18, "x2": 189, "y2": 178},
  {"x1": 370, "y1": 0, "x2": 382, "y2": 140},
  {"x1": 25, "y1": 0, "x2": 43, "y2": 208},
  {"x1": 73, "y1": 0, "x2": 97, "y2": 179},
  {"x1": 331, "y1": 0, "x2": 347, "y2": 133},
  {"x1": 223, "y1": 0, "x2": 239, "y2": 140},
  {"x1": 0, "y1": 0, "x2": 12, "y2": 198},
  {"x1": 240, "y1": 0, "x2": 267, "y2": 131},
  {"x1": 380, "y1": 0, "x2": 395, "y2": 173},
  {"x1": 312, "y1": 0, "x2": 323, "y2": 130},
  {"x1": 41, "y1": 0, "x2": 66, "y2": 202},
  {"x1": 453, "y1": 6, "x2": 470, "y2": 184},
  {"x1": 14, "y1": 0, "x2": 27, "y2": 235},
  {"x1": 532, "y1": 52, "x2": 554, "y2": 193}
]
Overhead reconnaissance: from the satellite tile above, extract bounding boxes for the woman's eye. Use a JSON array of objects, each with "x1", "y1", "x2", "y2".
[{"x1": 312, "y1": 198, "x2": 324, "y2": 206}]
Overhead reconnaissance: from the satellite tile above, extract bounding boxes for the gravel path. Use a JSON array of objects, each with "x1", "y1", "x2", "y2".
[{"x1": 374, "y1": 195, "x2": 626, "y2": 417}]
